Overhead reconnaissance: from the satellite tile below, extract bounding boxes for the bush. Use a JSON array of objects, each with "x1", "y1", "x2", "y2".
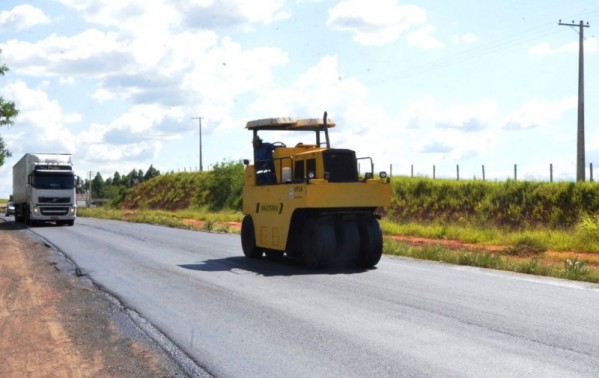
[
  {"x1": 505, "y1": 236, "x2": 547, "y2": 257},
  {"x1": 194, "y1": 161, "x2": 244, "y2": 211},
  {"x1": 390, "y1": 177, "x2": 599, "y2": 229}
]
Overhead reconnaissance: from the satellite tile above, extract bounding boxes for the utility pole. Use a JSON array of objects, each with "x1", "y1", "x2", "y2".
[
  {"x1": 191, "y1": 116, "x2": 204, "y2": 171},
  {"x1": 87, "y1": 171, "x2": 94, "y2": 207},
  {"x1": 559, "y1": 19, "x2": 590, "y2": 182}
]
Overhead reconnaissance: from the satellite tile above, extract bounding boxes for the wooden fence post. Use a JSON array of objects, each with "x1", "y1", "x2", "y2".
[
  {"x1": 411, "y1": 164, "x2": 414, "y2": 178},
  {"x1": 456, "y1": 164, "x2": 460, "y2": 181},
  {"x1": 482, "y1": 165, "x2": 485, "y2": 181},
  {"x1": 550, "y1": 163, "x2": 553, "y2": 183},
  {"x1": 514, "y1": 164, "x2": 517, "y2": 181},
  {"x1": 433, "y1": 165, "x2": 436, "y2": 179}
]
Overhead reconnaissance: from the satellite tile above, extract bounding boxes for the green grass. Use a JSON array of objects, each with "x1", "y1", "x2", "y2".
[
  {"x1": 380, "y1": 219, "x2": 599, "y2": 253},
  {"x1": 78, "y1": 207, "x2": 243, "y2": 232},
  {"x1": 384, "y1": 239, "x2": 599, "y2": 283}
]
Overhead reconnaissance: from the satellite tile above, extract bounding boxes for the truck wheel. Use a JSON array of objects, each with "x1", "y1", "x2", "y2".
[
  {"x1": 357, "y1": 215, "x2": 383, "y2": 268},
  {"x1": 24, "y1": 207, "x2": 31, "y2": 226},
  {"x1": 241, "y1": 215, "x2": 263, "y2": 258},
  {"x1": 302, "y1": 217, "x2": 336, "y2": 269},
  {"x1": 15, "y1": 205, "x2": 23, "y2": 223}
]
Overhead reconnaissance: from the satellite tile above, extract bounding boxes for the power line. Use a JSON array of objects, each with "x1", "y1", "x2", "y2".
[
  {"x1": 365, "y1": 23, "x2": 560, "y2": 86},
  {"x1": 352, "y1": 9, "x2": 599, "y2": 87}
]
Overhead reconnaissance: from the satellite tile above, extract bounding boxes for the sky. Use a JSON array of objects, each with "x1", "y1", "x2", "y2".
[{"x1": 1, "y1": 0, "x2": 599, "y2": 198}]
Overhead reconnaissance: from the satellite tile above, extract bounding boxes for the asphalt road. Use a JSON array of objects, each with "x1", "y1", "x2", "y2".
[{"x1": 22, "y1": 217, "x2": 599, "y2": 377}]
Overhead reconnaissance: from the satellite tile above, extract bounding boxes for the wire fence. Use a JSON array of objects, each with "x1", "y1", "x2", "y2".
[
  {"x1": 386, "y1": 163, "x2": 598, "y2": 183},
  {"x1": 170, "y1": 162, "x2": 599, "y2": 183}
]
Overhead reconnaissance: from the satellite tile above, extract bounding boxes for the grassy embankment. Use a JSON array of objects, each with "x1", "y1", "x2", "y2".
[{"x1": 79, "y1": 171, "x2": 599, "y2": 283}]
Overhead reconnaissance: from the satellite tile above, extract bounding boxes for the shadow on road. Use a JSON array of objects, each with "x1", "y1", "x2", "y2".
[
  {"x1": 0, "y1": 218, "x2": 27, "y2": 231},
  {"x1": 0, "y1": 217, "x2": 72, "y2": 230},
  {"x1": 179, "y1": 255, "x2": 374, "y2": 277}
]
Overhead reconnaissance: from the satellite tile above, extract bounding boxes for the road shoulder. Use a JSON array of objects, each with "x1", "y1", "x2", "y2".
[{"x1": 0, "y1": 219, "x2": 189, "y2": 377}]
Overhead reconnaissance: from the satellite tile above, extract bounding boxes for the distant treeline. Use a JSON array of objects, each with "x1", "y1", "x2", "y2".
[{"x1": 81, "y1": 165, "x2": 161, "y2": 206}]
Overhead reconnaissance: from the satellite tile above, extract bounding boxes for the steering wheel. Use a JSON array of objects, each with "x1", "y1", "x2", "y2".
[{"x1": 272, "y1": 141, "x2": 286, "y2": 148}]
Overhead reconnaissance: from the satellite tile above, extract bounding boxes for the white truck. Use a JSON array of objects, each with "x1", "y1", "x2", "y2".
[{"x1": 12, "y1": 153, "x2": 77, "y2": 226}]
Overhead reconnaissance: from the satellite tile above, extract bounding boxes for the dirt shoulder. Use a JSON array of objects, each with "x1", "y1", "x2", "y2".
[{"x1": 0, "y1": 219, "x2": 190, "y2": 377}]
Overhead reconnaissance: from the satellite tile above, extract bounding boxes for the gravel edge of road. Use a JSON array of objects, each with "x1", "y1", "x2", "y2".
[{"x1": 4, "y1": 218, "x2": 213, "y2": 377}]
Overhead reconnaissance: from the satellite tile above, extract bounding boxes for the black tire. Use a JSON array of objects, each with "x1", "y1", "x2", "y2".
[
  {"x1": 24, "y1": 207, "x2": 31, "y2": 226},
  {"x1": 339, "y1": 219, "x2": 360, "y2": 267},
  {"x1": 241, "y1": 215, "x2": 262, "y2": 258},
  {"x1": 302, "y1": 217, "x2": 336, "y2": 269},
  {"x1": 326, "y1": 217, "x2": 360, "y2": 268},
  {"x1": 15, "y1": 205, "x2": 23, "y2": 223},
  {"x1": 357, "y1": 215, "x2": 383, "y2": 268}
]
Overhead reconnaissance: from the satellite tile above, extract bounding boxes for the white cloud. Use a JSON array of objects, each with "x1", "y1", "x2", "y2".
[
  {"x1": 74, "y1": 103, "x2": 187, "y2": 169},
  {"x1": 55, "y1": 0, "x2": 176, "y2": 28},
  {"x1": 248, "y1": 55, "x2": 368, "y2": 116},
  {"x1": 407, "y1": 25, "x2": 444, "y2": 50},
  {"x1": 56, "y1": 0, "x2": 290, "y2": 31},
  {"x1": 452, "y1": 32, "x2": 476, "y2": 45},
  {"x1": 399, "y1": 96, "x2": 498, "y2": 159},
  {"x1": 0, "y1": 5, "x2": 50, "y2": 31},
  {"x1": 327, "y1": 0, "x2": 427, "y2": 46},
  {"x1": 530, "y1": 37, "x2": 598, "y2": 57},
  {"x1": 2, "y1": 29, "x2": 127, "y2": 77},
  {"x1": 0, "y1": 81, "x2": 79, "y2": 154},
  {"x1": 501, "y1": 97, "x2": 576, "y2": 130},
  {"x1": 234, "y1": 0, "x2": 291, "y2": 24}
]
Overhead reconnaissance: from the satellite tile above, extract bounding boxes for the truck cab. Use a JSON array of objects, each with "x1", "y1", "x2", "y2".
[{"x1": 13, "y1": 153, "x2": 77, "y2": 226}]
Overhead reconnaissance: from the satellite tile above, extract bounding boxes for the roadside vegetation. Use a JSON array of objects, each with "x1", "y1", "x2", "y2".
[{"x1": 76, "y1": 164, "x2": 599, "y2": 283}]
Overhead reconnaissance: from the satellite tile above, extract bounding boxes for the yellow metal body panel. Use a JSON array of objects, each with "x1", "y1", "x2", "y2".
[{"x1": 242, "y1": 172, "x2": 390, "y2": 251}]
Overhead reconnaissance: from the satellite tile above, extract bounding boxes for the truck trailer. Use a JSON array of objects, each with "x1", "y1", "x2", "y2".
[{"x1": 12, "y1": 153, "x2": 77, "y2": 226}]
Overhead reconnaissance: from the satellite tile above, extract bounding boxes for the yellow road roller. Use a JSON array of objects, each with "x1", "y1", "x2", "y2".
[{"x1": 241, "y1": 112, "x2": 391, "y2": 268}]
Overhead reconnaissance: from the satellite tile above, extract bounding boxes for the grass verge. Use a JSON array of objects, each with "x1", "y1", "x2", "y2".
[
  {"x1": 384, "y1": 239, "x2": 599, "y2": 284},
  {"x1": 380, "y1": 220, "x2": 599, "y2": 253},
  {"x1": 78, "y1": 208, "x2": 243, "y2": 233}
]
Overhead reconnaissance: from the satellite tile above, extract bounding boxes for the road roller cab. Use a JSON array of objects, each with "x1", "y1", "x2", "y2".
[{"x1": 241, "y1": 112, "x2": 391, "y2": 268}]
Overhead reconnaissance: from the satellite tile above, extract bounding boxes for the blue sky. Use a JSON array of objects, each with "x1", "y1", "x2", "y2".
[{"x1": 1, "y1": 0, "x2": 598, "y2": 198}]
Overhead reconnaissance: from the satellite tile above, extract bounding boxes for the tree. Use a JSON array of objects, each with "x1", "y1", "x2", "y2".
[
  {"x1": 0, "y1": 63, "x2": 19, "y2": 167},
  {"x1": 126, "y1": 169, "x2": 139, "y2": 187},
  {"x1": 144, "y1": 164, "x2": 160, "y2": 181},
  {"x1": 92, "y1": 172, "x2": 104, "y2": 198},
  {"x1": 113, "y1": 171, "x2": 122, "y2": 186},
  {"x1": 197, "y1": 161, "x2": 244, "y2": 211}
]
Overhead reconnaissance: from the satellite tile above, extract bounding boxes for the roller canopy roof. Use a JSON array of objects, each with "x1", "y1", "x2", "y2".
[{"x1": 246, "y1": 117, "x2": 336, "y2": 131}]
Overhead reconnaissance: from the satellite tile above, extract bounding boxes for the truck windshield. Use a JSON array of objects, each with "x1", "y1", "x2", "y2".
[{"x1": 31, "y1": 172, "x2": 75, "y2": 189}]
